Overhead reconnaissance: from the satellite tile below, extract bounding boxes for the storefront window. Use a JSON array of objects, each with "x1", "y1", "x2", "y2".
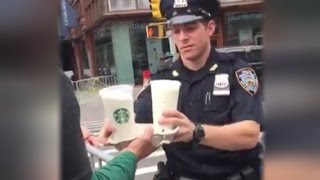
[
  {"x1": 81, "y1": 47, "x2": 89, "y2": 69},
  {"x1": 80, "y1": 42, "x2": 92, "y2": 78},
  {"x1": 94, "y1": 23, "x2": 117, "y2": 76},
  {"x1": 128, "y1": 22, "x2": 149, "y2": 85},
  {"x1": 223, "y1": 12, "x2": 263, "y2": 47}
]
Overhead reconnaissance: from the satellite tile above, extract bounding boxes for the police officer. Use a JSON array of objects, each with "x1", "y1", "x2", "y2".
[{"x1": 134, "y1": 0, "x2": 263, "y2": 179}]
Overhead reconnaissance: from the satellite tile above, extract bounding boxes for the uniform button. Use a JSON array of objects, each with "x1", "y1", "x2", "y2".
[
  {"x1": 202, "y1": 164, "x2": 206, "y2": 167},
  {"x1": 189, "y1": 102, "x2": 193, "y2": 107}
]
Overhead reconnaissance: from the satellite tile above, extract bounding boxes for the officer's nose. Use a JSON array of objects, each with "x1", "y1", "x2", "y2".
[{"x1": 176, "y1": 30, "x2": 189, "y2": 41}]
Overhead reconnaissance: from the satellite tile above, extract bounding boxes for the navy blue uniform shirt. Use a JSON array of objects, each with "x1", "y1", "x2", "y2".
[{"x1": 135, "y1": 49, "x2": 263, "y2": 179}]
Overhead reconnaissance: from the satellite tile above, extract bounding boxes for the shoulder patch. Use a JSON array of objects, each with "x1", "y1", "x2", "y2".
[{"x1": 235, "y1": 68, "x2": 259, "y2": 96}]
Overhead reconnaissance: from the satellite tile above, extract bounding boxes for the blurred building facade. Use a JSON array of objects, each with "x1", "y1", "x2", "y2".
[{"x1": 62, "y1": 0, "x2": 263, "y2": 85}]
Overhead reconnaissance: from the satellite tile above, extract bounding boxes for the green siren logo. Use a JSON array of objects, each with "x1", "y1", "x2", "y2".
[{"x1": 113, "y1": 108, "x2": 130, "y2": 124}]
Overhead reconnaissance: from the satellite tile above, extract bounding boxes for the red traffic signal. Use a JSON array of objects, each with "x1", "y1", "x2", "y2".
[{"x1": 146, "y1": 23, "x2": 167, "y2": 39}]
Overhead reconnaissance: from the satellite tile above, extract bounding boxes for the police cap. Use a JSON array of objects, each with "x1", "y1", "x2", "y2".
[{"x1": 160, "y1": 0, "x2": 220, "y2": 25}]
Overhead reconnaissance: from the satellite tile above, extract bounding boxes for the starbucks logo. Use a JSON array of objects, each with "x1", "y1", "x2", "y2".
[{"x1": 113, "y1": 108, "x2": 130, "y2": 124}]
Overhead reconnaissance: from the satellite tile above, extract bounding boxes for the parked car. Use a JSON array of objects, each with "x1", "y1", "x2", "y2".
[{"x1": 216, "y1": 45, "x2": 264, "y2": 96}]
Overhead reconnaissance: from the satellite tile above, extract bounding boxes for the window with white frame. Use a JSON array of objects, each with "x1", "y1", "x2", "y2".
[
  {"x1": 223, "y1": 11, "x2": 263, "y2": 46},
  {"x1": 137, "y1": 0, "x2": 150, "y2": 9},
  {"x1": 108, "y1": 0, "x2": 137, "y2": 11}
]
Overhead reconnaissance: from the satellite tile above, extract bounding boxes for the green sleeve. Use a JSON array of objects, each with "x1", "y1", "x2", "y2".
[{"x1": 91, "y1": 151, "x2": 138, "y2": 180}]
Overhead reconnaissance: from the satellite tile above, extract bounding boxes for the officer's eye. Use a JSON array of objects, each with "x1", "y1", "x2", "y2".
[
  {"x1": 185, "y1": 24, "x2": 198, "y2": 32},
  {"x1": 172, "y1": 29, "x2": 181, "y2": 35},
  {"x1": 186, "y1": 26, "x2": 196, "y2": 32}
]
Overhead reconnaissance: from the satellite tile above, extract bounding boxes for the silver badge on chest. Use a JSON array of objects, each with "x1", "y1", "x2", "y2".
[
  {"x1": 213, "y1": 74, "x2": 230, "y2": 96},
  {"x1": 173, "y1": 0, "x2": 188, "y2": 8}
]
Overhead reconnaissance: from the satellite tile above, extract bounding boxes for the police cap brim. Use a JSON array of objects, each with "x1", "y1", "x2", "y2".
[{"x1": 167, "y1": 15, "x2": 203, "y2": 25}]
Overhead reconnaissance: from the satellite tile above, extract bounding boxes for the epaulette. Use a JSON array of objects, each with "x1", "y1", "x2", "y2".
[
  {"x1": 219, "y1": 52, "x2": 237, "y2": 63},
  {"x1": 213, "y1": 52, "x2": 241, "y2": 76}
]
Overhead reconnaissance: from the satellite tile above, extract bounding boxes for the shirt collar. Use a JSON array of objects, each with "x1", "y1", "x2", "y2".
[{"x1": 169, "y1": 48, "x2": 226, "y2": 82}]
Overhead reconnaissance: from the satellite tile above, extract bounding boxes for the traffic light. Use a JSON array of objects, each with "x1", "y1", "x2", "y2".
[
  {"x1": 146, "y1": 23, "x2": 167, "y2": 39},
  {"x1": 149, "y1": 0, "x2": 163, "y2": 20}
]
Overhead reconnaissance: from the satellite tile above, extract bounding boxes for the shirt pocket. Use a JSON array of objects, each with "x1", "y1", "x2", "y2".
[
  {"x1": 203, "y1": 95, "x2": 231, "y2": 112},
  {"x1": 201, "y1": 95, "x2": 231, "y2": 125}
]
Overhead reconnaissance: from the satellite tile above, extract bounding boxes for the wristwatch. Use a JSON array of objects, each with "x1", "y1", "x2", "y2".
[{"x1": 193, "y1": 123, "x2": 205, "y2": 145}]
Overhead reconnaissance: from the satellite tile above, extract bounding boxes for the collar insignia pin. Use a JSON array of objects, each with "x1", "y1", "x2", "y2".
[
  {"x1": 210, "y1": 64, "x2": 218, "y2": 72},
  {"x1": 172, "y1": 70, "x2": 179, "y2": 77}
]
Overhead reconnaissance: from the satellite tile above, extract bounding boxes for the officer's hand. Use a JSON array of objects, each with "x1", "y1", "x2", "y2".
[
  {"x1": 122, "y1": 126, "x2": 158, "y2": 161},
  {"x1": 159, "y1": 110, "x2": 196, "y2": 143}
]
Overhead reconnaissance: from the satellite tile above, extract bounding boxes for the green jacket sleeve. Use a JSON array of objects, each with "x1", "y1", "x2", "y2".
[{"x1": 91, "y1": 151, "x2": 138, "y2": 180}]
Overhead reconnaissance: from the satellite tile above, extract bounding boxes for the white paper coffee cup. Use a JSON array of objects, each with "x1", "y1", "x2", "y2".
[
  {"x1": 99, "y1": 85, "x2": 137, "y2": 144},
  {"x1": 150, "y1": 80, "x2": 181, "y2": 135}
]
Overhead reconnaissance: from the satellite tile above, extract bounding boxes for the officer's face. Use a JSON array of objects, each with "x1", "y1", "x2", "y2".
[{"x1": 170, "y1": 20, "x2": 215, "y2": 61}]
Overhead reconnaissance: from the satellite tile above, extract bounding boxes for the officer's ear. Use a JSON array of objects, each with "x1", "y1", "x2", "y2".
[{"x1": 206, "y1": 20, "x2": 216, "y2": 37}]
